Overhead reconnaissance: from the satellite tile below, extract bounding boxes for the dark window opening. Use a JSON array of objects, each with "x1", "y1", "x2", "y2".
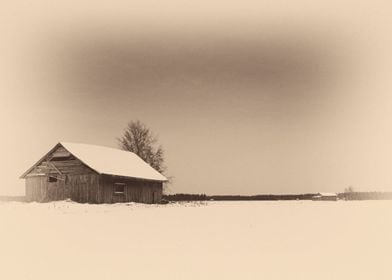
[
  {"x1": 47, "y1": 176, "x2": 57, "y2": 182},
  {"x1": 114, "y1": 183, "x2": 125, "y2": 195}
]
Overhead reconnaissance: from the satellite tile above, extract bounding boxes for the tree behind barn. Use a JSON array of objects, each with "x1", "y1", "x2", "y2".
[{"x1": 117, "y1": 120, "x2": 166, "y2": 174}]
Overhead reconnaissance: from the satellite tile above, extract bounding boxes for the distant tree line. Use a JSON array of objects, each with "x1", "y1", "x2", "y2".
[
  {"x1": 163, "y1": 193, "x2": 317, "y2": 201},
  {"x1": 164, "y1": 192, "x2": 392, "y2": 202},
  {"x1": 163, "y1": 193, "x2": 209, "y2": 201},
  {"x1": 339, "y1": 192, "x2": 392, "y2": 200}
]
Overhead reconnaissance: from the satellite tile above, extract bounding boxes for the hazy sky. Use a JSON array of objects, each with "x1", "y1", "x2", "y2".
[{"x1": 1, "y1": 1, "x2": 392, "y2": 195}]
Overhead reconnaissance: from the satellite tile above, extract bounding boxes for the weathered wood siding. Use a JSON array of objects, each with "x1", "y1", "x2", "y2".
[
  {"x1": 25, "y1": 174, "x2": 101, "y2": 203},
  {"x1": 28, "y1": 147, "x2": 93, "y2": 177},
  {"x1": 26, "y1": 174, "x2": 163, "y2": 203},
  {"x1": 101, "y1": 175, "x2": 162, "y2": 204}
]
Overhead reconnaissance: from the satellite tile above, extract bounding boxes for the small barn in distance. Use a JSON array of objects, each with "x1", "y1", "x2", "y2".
[
  {"x1": 312, "y1": 193, "x2": 338, "y2": 201},
  {"x1": 20, "y1": 142, "x2": 167, "y2": 203}
]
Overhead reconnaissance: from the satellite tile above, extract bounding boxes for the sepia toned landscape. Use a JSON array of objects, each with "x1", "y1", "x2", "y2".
[{"x1": 2, "y1": 1, "x2": 392, "y2": 279}]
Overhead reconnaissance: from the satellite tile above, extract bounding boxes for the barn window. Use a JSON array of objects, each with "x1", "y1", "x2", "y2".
[
  {"x1": 114, "y1": 183, "x2": 125, "y2": 195},
  {"x1": 47, "y1": 176, "x2": 57, "y2": 182}
]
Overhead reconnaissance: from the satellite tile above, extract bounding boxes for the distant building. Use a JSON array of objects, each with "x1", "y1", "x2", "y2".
[
  {"x1": 312, "y1": 193, "x2": 338, "y2": 201},
  {"x1": 20, "y1": 142, "x2": 167, "y2": 203}
]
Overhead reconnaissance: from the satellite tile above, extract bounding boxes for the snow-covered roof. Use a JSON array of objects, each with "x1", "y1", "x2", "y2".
[
  {"x1": 317, "y1": 193, "x2": 338, "y2": 197},
  {"x1": 22, "y1": 142, "x2": 167, "y2": 182}
]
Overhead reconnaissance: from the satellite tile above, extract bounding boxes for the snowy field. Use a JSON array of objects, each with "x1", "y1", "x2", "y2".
[{"x1": 1, "y1": 201, "x2": 391, "y2": 280}]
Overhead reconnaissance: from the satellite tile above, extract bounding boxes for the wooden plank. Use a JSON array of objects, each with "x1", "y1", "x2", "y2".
[
  {"x1": 47, "y1": 162, "x2": 63, "y2": 175},
  {"x1": 49, "y1": 160, "x2": 83, "y2": 167}
]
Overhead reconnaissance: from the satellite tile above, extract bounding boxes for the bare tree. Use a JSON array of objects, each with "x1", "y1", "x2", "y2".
[
  {"x1": 344, "y1": 186, "x2": 354, "y2": 193},
  {"x1": 117, "y1": 120, "x2": 166, "y2": 174}
]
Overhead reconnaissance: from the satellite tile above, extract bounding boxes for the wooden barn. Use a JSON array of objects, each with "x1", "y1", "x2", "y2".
[
  {"x1": 312, "y1": 193, "x2": 338, "y2": 201},
  {"x1": 20, "y1": 142, "x2": 167, "y2": 203}
]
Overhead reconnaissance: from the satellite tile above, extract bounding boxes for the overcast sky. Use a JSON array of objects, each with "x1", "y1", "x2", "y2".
[{"x1": 1, "y1": 1, "x2": 392, "y2": 195}]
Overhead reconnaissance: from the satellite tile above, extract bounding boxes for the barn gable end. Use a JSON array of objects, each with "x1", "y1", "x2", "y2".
[
  {"x1": 23, "y1": 144, "x2": 96, "y2": 178},
  {"x1": 22, "y1": 144, "x2": 101, "y2": 202}
]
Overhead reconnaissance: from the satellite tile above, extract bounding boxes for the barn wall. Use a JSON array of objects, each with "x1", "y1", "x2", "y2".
[
  {"x1": 100, "y1": 175, "x2": 163, "y2": 204},
  {"x1": 25, "y1": 174, "x2": 101, "y2": 203},
  {"x1": 25, "y1": 176, "x2": 47, "y2": 202},
  {"x1": 25, "y1": 174, "x2": 163, "y2": 204}
]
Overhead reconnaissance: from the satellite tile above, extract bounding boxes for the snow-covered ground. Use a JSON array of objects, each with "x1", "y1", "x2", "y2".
[{"x1": 0, "y1": 200, "x2": 391, "y2": 280}]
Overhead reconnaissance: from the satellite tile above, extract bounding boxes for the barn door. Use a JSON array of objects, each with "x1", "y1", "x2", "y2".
[{"x1": 46, "y1": 176, "x2": 62, "y2": 201}]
